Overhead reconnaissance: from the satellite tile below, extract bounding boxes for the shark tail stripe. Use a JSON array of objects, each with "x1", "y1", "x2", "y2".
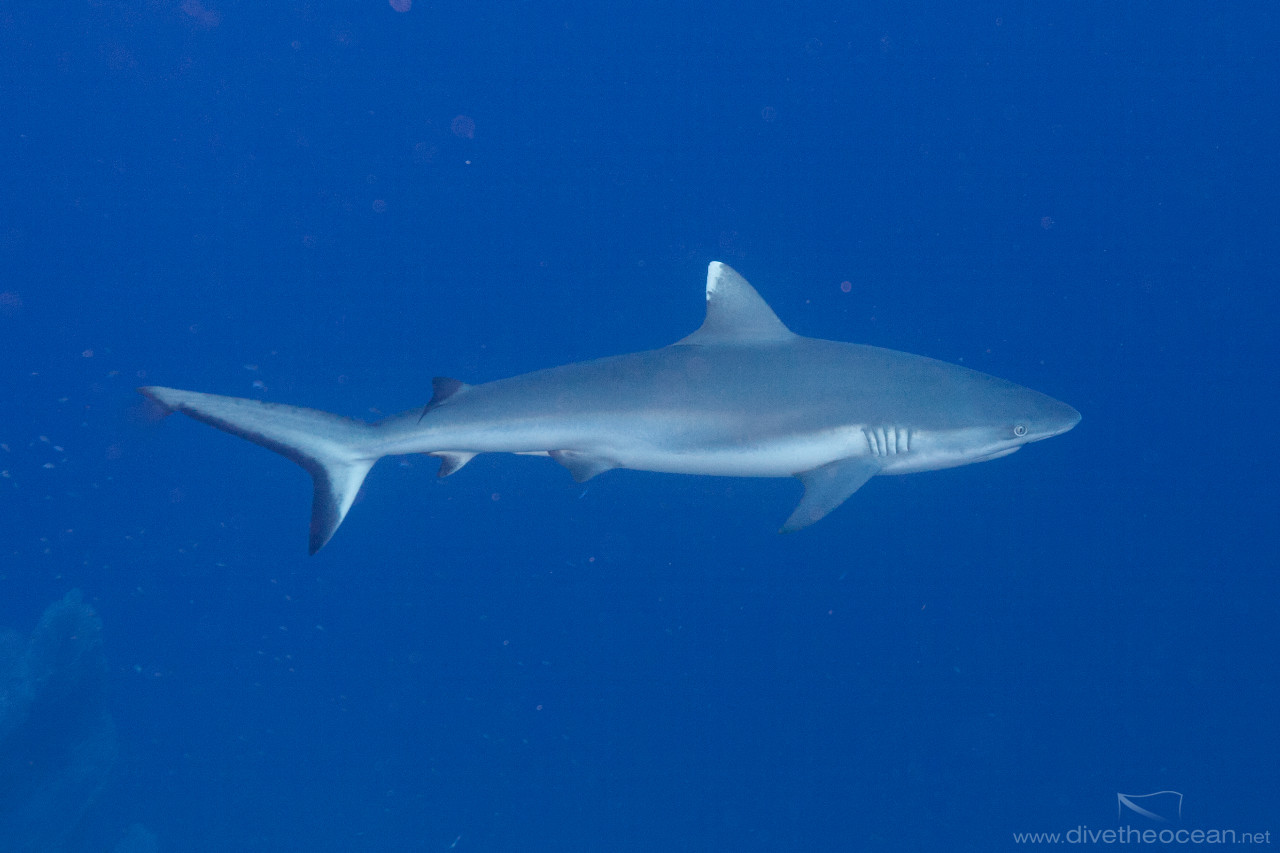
[{"x1": 139, "y1": 386, "x2": 377, "y2": 554}]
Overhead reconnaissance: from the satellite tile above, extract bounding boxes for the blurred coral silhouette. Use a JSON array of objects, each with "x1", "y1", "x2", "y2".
[{"x1": 0, "y1": 591, "x2": 124, "y2": 852}]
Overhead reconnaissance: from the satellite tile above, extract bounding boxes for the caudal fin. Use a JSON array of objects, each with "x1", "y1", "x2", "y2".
[{"x1": 139, "y1": 386, "x2": 377, "y2": 553}]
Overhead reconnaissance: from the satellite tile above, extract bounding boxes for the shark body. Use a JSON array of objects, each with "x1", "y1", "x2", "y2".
[{"x1": 141, "y1": 262, "x2": 1080, "y2": 553}]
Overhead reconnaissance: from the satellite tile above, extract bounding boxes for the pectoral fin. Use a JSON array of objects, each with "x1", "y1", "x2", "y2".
[{"x1": 781, "y1": 457, "x2": 882, "y2": 533}]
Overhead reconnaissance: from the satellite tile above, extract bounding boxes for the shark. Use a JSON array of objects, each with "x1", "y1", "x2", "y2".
[{"x1": 140, "y1": 262, "x2": 1080, "y2": 553}]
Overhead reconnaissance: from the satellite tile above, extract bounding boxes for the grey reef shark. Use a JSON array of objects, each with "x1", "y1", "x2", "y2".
[{"x1": 140, "y1": 262, "x2": 1080, "y2": 553}]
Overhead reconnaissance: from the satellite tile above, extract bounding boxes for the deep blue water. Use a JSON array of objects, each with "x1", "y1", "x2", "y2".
[{"x1": 2, "y1": 2, "x2": 1277, "y2": 851}]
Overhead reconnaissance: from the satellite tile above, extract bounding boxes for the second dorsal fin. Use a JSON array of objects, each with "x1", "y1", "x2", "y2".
[{"x1": 418, "y1": 377, "x2": 471, "y2": 422}]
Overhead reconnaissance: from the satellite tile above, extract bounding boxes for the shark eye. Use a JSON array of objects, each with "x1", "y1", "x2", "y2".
[{"x1": 1013, "y1": 424, "x2": 1028, "y2": 437}]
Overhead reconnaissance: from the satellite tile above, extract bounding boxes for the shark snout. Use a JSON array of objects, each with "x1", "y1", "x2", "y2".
[{"x1": 1036, "y1": 399, "x2": 1082, "y2": 440}]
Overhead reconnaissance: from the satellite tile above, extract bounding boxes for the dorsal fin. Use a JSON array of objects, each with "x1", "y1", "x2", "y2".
[{"x1": 677, "y1": 262, "x2": 794, "y2": 346}]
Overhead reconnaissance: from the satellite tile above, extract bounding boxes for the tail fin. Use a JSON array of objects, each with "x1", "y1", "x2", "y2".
[{"x1": 139, "y1": 386, "x2": 377, "y2": 554}]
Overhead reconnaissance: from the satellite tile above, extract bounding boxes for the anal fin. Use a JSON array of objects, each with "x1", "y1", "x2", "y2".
[
  {"x1": 781, "y1": 457, "x2": 881, "y2": 533},
  {"x1": 431, "y1": 451, "x2": 476, "y2": 478},
  {"x1": 549, "y1": 450, "x2": 617, "y2": 483}
]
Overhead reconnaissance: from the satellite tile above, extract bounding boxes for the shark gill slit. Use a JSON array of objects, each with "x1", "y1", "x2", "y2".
[{"x1": 863, "y1": 426, "x2": 910, "y2": 457}]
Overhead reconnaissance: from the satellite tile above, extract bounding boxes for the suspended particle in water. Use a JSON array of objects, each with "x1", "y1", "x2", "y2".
[
  {"x1": 412, "y1": 142, "x2": 437, "y2": 164},
  {"x1": 181, "y1": 0, "x2": 221, "y2": 28},
  {"x1": 451, "y1": 115, "x2": 476, "y2": 139}
]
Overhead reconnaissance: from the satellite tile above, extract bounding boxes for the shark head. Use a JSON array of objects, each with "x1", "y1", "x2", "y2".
[
  {"x1": 904, "y1": 376, "x2": 1081, "y2": 470},
  {"x1": 978, "y1": 376, "x2": 1082, "y2": 447}
]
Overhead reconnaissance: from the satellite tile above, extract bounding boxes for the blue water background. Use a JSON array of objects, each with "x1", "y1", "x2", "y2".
[{"x1": 1, "y1": 2, "x2": 1277, "y2": 850}]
